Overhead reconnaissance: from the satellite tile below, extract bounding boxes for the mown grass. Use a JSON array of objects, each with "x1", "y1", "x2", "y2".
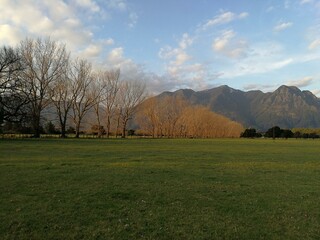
[{"x1": 1, "y1": 138, "x2": 320, "y2": 239}]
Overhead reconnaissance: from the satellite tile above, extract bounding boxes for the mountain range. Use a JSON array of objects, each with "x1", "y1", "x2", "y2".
[{"x1": 155, "y1": 85, "x2": 320, "y2": 130}]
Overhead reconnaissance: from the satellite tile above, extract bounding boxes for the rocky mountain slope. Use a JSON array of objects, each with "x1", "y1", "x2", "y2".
[{"x1": 156, "y1": 85, "x2": 320, "y2": 130}]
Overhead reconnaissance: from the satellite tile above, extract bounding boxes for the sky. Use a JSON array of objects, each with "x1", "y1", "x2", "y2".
[{"x1": 1, "y1": 0, "x2": 320, "y2": 96}]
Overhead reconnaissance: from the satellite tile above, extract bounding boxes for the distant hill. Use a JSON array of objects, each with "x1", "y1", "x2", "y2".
[{"x1": 155, "y1": 85, "x2": 320, "y2": 130}]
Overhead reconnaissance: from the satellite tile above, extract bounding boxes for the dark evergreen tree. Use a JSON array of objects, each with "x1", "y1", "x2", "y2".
[
  {"x1": 240, "y1": 128, "x2": 261, "y2": 138},
  {"x1": 265, "y1": 126, "x2": 282, "y2": 138},
  {"x1": 281, "y1": 129, "x2": 294, "y2": 139}
]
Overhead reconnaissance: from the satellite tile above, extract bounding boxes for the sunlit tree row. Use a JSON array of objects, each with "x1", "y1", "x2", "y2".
[{"x1": 135, "y1": 96, "x2": 244, "y2": 138}]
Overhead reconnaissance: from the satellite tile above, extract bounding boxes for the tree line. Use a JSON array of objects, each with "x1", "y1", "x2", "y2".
[
  {"x1": 1, "y1": 37, "x2": 245, "y2": 139},
  {"x1": 135, "y1": 96, "x2": 244, "y2": 138},
  {"x1": 0, "y1": 38, "x2": 146, "y2": 138},
  {"x1": 241, "y1": 126, "x2": 320, "y2": 139}
]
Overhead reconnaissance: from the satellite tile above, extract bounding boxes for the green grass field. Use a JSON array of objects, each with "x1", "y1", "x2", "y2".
[{"x1": 1, "y1": 138, "x2": 320, "y2": 239}]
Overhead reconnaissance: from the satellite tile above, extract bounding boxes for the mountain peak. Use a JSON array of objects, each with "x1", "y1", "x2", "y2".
[
  {"x1": 275, "y1": 85, "x2": 301, "y2": 95},
  {"x1": 152, "y1": 85, "x2": 320, "y2": 130}
]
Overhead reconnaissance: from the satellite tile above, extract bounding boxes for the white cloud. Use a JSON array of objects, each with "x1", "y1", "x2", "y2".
[
  {"x1": 64, "y1": 18, "x2": 82, "y2": 28},
  {"x1": 104, "y1": 38, "x2": 115, "y2": 45},
  {"x1": 213, "y1": 30, "x2": 235, "y2": 50},
  {"x1": 239, "y1": 12, "x2": 249, "y2": 19},
  {"x1": 298, "y1": 52, "x2": 320, "y2": 62},
  {"x1": 175, "y1": 52, "x2": 192, "y2": 66},
  {"x1": 308, "y1": 39, "x2": 320, "y2": 49},
  {"x1": 0, "y1": 0, "x2": 118, "y2": 57},
  {"x1": 312, "y1": 89, "x2": 320, "y2": 97},
  {"x1": 154, "y1": 38, "x2": 160, "y2": 44},
  {"x1": 243, "y1": 83, "x2": 277, "y2": 92},
  {"x1": 204, "y1": 12, "x2": 235, "y2": 29},
  {"x1": 226, "y1": 58, "x2": 293, "y2": 78},
  {"x1": 43, "y1": 0, "x2": 73, "y2": 21},
  {"x1": 0, "y1": 24, "x2": 23, "y2": 46},
  {"x1": 128, "y1": 12, "x2": 138, "y2": 28},
  {"x1": 221, "y1": 42, "x2": 294, "y2": 79},
  {"x1": 0, "y1": 1, "x2": 53, "y2": 33},
  {"x1": 300, "y1": 0, "x2": 313, "y2": 4},
  {"x1": 164, "y1": 63, "x2": 217, "y2": 90},
  {"x1": 103, "y1": 47, "x2": 172, "y2": 94},
  {"x1": 284, "y1": 0, "x2": 291, "y2": 9},
  {"x1": 179, "y1": 33, "x2": 193, "y2": 50},
  {"x1": 159, "y1": 46, "x2": 176, "y2": 59},
  {"x1": 274, "y1": 21, "x2": 293, "y2": 32},
  {"x1": 201, "y1": 11, "x2": 248, "y2": 31},
  {"x1": 107, "y1": 0, "x2": 127, "y2": 11},
  {"x1": 105, "y1": 0, "x2": 138, "y2": 28},
  {"x1": 158, "y1": 32, "x2": 220, "y2": 91},
  {"x1": 159, "y1": 33, "x2": 194, "y2": 66},
  {"x1": 107, "y1": 47, "x2": 126, "y2": 65},
  {"x1": 266, "y1": 6, "x2": 275, "y2": 12},
  {"x1": 159, "y1": 47, "x2": 192, "y2": 66},
  {"x1": 212, "y1": 30, "x2": 248, "y2": 59},
  {"x1": 307, "y1": 23, "x2": 320, "y2": 50},
  {"x1": 80, "y1": 43, "x2": 103, "y2": 58},
  {"x1": 286, "y1": 76, "x2": 314, "y2": 87},
  {"x1": 105, "y1": 47, "x2": 141, "y2": 77},
  {"x1": 72, "y1": 0, "x2": 100, "y2": 12}
]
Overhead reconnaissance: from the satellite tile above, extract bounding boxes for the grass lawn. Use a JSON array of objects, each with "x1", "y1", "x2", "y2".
[{"x1": 1, "y1": 138, "x2": 320, "y2": 239}]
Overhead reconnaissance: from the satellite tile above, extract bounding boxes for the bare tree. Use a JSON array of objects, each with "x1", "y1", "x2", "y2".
[
  {"x1": 0, "y1": 46, "x2": 28, "y2": 123},
  {"x1": 135, "y1": 97, "x2": 158, "y2": 137},
  {"x1": 99, "y1": 69, "x2": 120, "y2": 138},
  {"x1": 118, "y1": 80, "x2": 146, "y2": 138},
  {"x1": 19, "y1": 38, "x2": 68, "y2": 137},
  {"x1": 91, "y1": 72, "x2": 107, "y2": 138},
  {"x1": 93, "y1": 70, "x2": 120, "y2": 137},
  {"x1": 90, "y1": 69, "x2": 120, "y2": 138},
  {"x1": 135, "y1": 97, "x2": 243, "y2": 138},
  {"x1": 49, "y1": 57, "x2": 73, "y2": 138},
  {"x1": 0, "y1": 46, "x2": 21, "y2": 90},
  {"x1": 158, "y1": 96, "x2": 187, "y2": 138},
  {"x1": 177, "y1": 106, "x2": 244, "y2": 138},
  {"x1": 70, "y1": 59, "x2": 97, "y2": 138},
  {"x1": 135, "y1": 96, "x2": 187, "y2": 138}
]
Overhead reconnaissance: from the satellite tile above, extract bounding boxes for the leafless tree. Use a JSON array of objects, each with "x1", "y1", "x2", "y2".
[
  {"x1": 0, "y1": 46, "x2": 28, "y2": 123},
  {"x1": 0, "y1": 46, "x2": 21, "y2": 90},
  {"x1": 91, "y1": 71, "x2": 107, "y2": 137},
  {"x1": 91, "y1": 70, "x2": 120, "y2": 138},
  {"x1": 158, "y1": 96, "x2": 187, "y2": 138},
  {"x1": 19, "y1": 38, "x2": 68, "y2": 137},
  {"x1": 177, "y1": 106, "x2": 244, "y2": 138},
  {"x1": 135, "y1": 97, "x2": 158, "y2": 137},
  {"x1": 118, "y1": 80, "x2": 146, "y2": 138},
  {"x1": 70, "y1": 59, "x2": 97, "y2": 138},
  {"x1": 49, "y1": 57, "x2": 73, "y2": 138},
  {"x1": 97, "y1": 69, "x2": 120, "y2": 138}
]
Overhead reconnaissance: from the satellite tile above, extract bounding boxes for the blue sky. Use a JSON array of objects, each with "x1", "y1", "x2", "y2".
[{"x1": 1, "y1": 0, "x2": 320, "y2": 95}]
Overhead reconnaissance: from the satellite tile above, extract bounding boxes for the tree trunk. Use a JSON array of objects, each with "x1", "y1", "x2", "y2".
[
  {"x1": 95, "y1": 105, "x2": 102, "y2": 138},
  {"x1": 33, "y1": 128, "x2": 41, "y2": 138},
  {"x1": 106, "y1": 116, "x2": 111, "y2": 138},
  {"x1": 75, "y1": 123, "x2": 80, "y2": 138},
  {"x1": 122, "y1": 125, "x2": 126, "y2": 138},
  {"x1": 32, "y1": 112, "x2": 41, "y2": 138},
  {"x1": 59, "y1": 115, "x2": 67, "y2": 138},
  {"x1": 121, "y1": 118, "x2": 128, "y2": 138},
  {"x1": 60, "y1": 123, "x2": 66, "y2": 138},
  {"x1": 115, "y1": 112, "x2": 121, "y2": 138}
]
